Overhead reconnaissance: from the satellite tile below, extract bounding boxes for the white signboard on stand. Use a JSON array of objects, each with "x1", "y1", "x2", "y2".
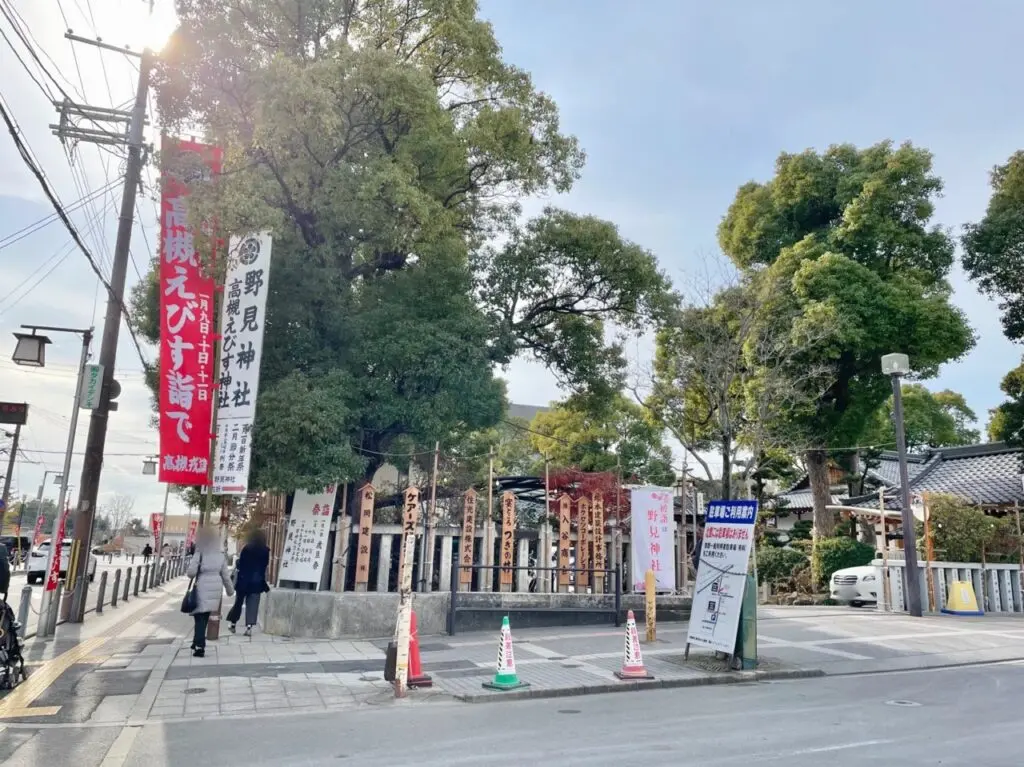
[
  {"x1": 686, "y1": 499, "x2": 758, "y2": 654},
  {"x1": 629, "y1": 487, "x2": 676, "y2": 592},
  {"x1": 213, "y1": 231, "x2": 273, "y2": 494},
  {"x1": 278, "y1": 484, "x2": 338, "y2": 588}
]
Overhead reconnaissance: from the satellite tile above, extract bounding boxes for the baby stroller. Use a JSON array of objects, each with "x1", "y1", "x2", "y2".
[{"x1": 0, "y1": 598, "x2": 26, "y2": 690}]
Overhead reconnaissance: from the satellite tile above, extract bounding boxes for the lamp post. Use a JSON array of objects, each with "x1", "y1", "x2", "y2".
[
  {"x1": 881, "y1": 353, "x2": 923, "y2": 617},
  {"x1": 12, "y1": 324, "x2": 94, "y2": 636}
]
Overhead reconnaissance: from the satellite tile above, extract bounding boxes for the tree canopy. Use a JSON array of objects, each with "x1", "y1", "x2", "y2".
[
  {"x1": 962, "y1": 151, "x2": 1024, "y2": 341},
  {"x1": 862, "y1": 383, "x2": 980, "y2": 451},
  {"x1": 717, "y1": 141, "x2": 975, "y2": 536},
  {"x1": 134, "y1": 0, "x2": 672, "y2": 493}
]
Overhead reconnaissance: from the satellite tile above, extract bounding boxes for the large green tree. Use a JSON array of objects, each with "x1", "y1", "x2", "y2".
[
  {"x1": 987, "y1": 361, "x2": 1024, "y2": 444},
  {"x1": 136, "y1": 0, "x2": 671, "y2": 493},
  {"x1": 962, "y1": 151, "x2": 1024, "y2": 341},
  {"x1": 528, "y1": 395, "x2": 676, "y2": 486},
  {"x1": 718, "y1": 141, "x2": 974, "y2": 537},
  {"x1": 862, "y1": 383, "x2": 980, "y2": 451}
]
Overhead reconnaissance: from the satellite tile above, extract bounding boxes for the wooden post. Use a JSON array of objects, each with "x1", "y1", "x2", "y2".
[
  {"x1": 644, "y1": 568, "x2": 656, "y2": 643},
  {"x1": 354, "y1": 484, "x2": 375, "y2": 591},
  {"x1": 557, "y1": 494, "x2": 571, "y2": 591},
  {"x1": 458, "y1": 489, "x2": 477, "y2": 591},
  {"x1": 1015, "y1": 501, "x2": 1023, "y2": 575},
  {"x1": 500, "y1": 491, "x2": 516, "y2": 591},
  {"x1": 393, "y1": 487, "x2": 419, "y2": 698},
  {"x1": 923, "y1": 492, "x2": 936, "y2": 612},
  {"x1": 577, "y1": 496, "x2": 591, "y2": 590},
  {"x1": 423, "y1": 441, "x2": 440, "y2": 592},
  {"x1": 592, "y1": 493, "x2": 605, "y2": 594},
  {"x1": 543, "y1": 459, "x2": 551, "y2": 593},
  {"x1": 879, "y1": 487, "x2": 891, "y2": 611},
  {"x1": 486, "y1": 448, "x2": 495, "y2": 591}
]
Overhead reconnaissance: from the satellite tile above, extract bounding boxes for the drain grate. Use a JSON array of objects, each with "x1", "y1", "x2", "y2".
[
  {"x1": 561, "y1": 663, "x2": 582, "y2": 669},
  {"x1": 184, "y1": 687, "x2": 208, "y2": 695},
  {"x1": 885, "y1": 699, "x2": 921, "y2": 707},
  {"x1": 558, "y1": 709, "x2": 581, "y2": 715}
]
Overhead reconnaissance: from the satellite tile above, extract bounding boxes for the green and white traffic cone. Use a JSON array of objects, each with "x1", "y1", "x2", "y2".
[{"x1": 482, "y1": 615, "x2": 530, "y2": 691}]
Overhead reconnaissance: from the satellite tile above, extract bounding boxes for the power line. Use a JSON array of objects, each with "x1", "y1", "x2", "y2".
[
  {"x1": 0, "y1": 176, "x2": 121, "y2": 253},
  {"x1": 0, "y1": 93, "x2": 151, "y2": 369}
]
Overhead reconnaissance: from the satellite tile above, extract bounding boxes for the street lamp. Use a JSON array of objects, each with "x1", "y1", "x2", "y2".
[
  {"x1": 881, "y1": 352, "x2": 924, "y2": 618},
  {"x1": 142, "y1": 457, "x2": 157, "y2": 476},
  {"x1": 11, "y1": 331, "x2": 51, "y2": 367},
  {"x1": 12, "y1": 323, "x2": 94, "y2": 636}
]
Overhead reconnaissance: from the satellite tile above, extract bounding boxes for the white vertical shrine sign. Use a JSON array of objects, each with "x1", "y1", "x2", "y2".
[
  {"x1": 277, "y1": 484, "x2": 338, "y2": 587},
  {"x1": 213, "y1": 231, "x2": 273, "y2": 494}
]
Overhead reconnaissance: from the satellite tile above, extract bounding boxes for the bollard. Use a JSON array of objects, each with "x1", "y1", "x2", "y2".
[
  {"x1": 122, "y1": 568, "x2": 131, "y2": 602},
  {"x1": 17, "y1": 585, "x2": 31, "y2": 639},
  {"x1": 131, "y1": 554, "x2": 136, "y2": 564},
  {"x1": 111, "y1": 569, "x2": 121, "y2": 607},
  {"x1": 644, "y1": 568, "x2": 656, "y2": 643},
  {"x1": 96, "y1": 571, "x2": 108, "y2": 614},
  {"x1": 133, "y1": 566, "x2": 141, "y2": 596},
  {"x1": 143, "y1": 564, "x2": 150, "y2": 592},
  {"x1": 46, "y1": 583, "x2": 62, "y2": 636}
]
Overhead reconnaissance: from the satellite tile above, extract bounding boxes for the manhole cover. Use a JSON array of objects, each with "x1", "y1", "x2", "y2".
[
  {"x1": 561, "y1": 663, "x2": 582, "y2": 669},
  {"x1": 359, "y1": 675, "x2": 380, "y2": 682},
  {"x1": 184, "y1": 687, "x2": 207, "y2": 695},
  {"x1": 558, "y1": 709, "x2": 581, "y2": 714},
  {"x1": 885, "y1": 699, "x2": 921, "y2": 707}
]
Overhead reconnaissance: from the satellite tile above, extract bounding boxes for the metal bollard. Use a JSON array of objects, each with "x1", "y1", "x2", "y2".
[
  {"x1": 111, "y1": 569, "x2": 121, "y2": 607},
  {"x1": 46, "y1": 582, "x2": 62, "y2": 636},
  {"x1": 131, "y1": 554, "x2": 136, "y2": 564},
  {"x1": 132, "y1": 566, "x2": 140, "y2": 596},
  {"x1": 17, "y1": 585, "x2": 31, "y2": 639},
  {"x1": 143, "y1": 564, "x2": 150, "y2": 592},
  {"x1": 122, "y1": 568, "x2": 131, "y2": 602},
  {"x1": 96, "y1": 571, "x2": 108, "y2": 614}
]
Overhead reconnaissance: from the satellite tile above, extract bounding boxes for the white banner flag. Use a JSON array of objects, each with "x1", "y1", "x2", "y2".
[
  {"x1": 686, "y1": 499, "x2": 758, "y2": 654},
  {"x1": 629, "y1": 487, "x2": 676, "y2": 592},
  {"x1": 213, "y1": 232, "x2": 273, "y2": 494},
  {"x1": 278, "y1": 484, "x2": 338, "y2": 588}
]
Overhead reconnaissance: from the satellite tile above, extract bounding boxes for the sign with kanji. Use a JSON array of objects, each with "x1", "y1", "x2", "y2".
[
  {"x1": 577, "y1": 496, "x2": 590, "y2": 589},
  {"x1": 157, "y1": 137, "x2": 222, "y2": 485},
  {"x1": 212, "y1": 231, "x2": 273, "y2": 494},
  {"x1": 629, "y1": 487, "x2": 676, "y2": 592},
  {"x1": 557, "y1": 494, "x2": 571, "y2": 589},
  {"x1": 185, "y1": 518, "x2": 199, "y2": 550},
  {"x1": 150, "y1": 513, "x2": 163, "y2": 551},
  {"x1": 45, "y1": 507, "x2": 69, "y2": 592},
  {"x1": 398, "y1": 487, "x2": 420, "y2": 579},
  {"x1": 458, "y1": 489, "x2": 477, "y2": 587},
  {"x1": 592, "y1": 493, "x2": 605, "y2": 591},
  {"x1": 500, "y1": 491, "x2": 516, "y2": 588},
  {"x1": 686, "y1": 499, "x2": 757, "y2": 654},
  {"x1": 354, "y1": 484, "x2": 375, "y2": 588},
  {"x1": 0, "y1": 402, "x2": 28, "y2": 426},
  {"x1": 278, "y1": 484, "x2": 338, "y2": 588}
]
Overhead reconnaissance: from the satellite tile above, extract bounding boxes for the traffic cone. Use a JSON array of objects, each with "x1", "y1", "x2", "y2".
[
  {"x1": 407, "y1": 610, "x2": 433, "y2": 688},
  {"x1": 482, "y1": 615, "x2": 530, "y2": 691},
  {"x1": 615, "y1": 610, "x2": 654, "y2": 680}
]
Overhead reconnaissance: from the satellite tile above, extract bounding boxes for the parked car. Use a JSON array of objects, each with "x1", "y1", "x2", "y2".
[
  {"x1": 830, "y1": 565, "x2": 879, "y2": 607},
  {"x1": 26, "y1": 539, "x2": 97, "y2": 585}
]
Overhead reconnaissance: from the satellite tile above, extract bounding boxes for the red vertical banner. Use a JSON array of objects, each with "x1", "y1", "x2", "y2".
[
  {"x1": 32, "y1": 514, "x2": 45, "y2": 546},
  {"x1": 45, "y1": 507, "x2": 69, "y2": 592},
  {"x1": 151, "y1": 513, "x2": 163, "y2": 550},
  {"x1": 158, "y1": 136, "x2": 222, "y2": 485},
  {"x1": 185, "y1": 519, "x2": 199, "y2": 549}
]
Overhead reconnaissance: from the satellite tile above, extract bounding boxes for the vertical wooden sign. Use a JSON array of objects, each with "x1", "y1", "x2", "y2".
[
  {"x1": 558, "y1": 494, "x2": 572, "y2": 590},
  {"x1": 459, "y1": 488, "x2": 477, "y2": 589},
  {"x1": 577, "y1": 496, "x2": 591, "y2": 590},
  {"x1": 398, "y1": 486, "x2": 420, "y2": 579},
  {"x1": 500, "y1": 491, "x2": 516, "y2": 590},
  {"x1": 592, "y1": 493, "x2": 605, "y2": 593},
  {"x1": 354, "y1": 484, "x2": 375, "y2": 590}
]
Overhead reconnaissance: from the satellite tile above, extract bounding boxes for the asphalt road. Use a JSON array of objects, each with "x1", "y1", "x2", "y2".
[{"x1": 1, "y1": 661, "x2": 1017, "y2": 766}]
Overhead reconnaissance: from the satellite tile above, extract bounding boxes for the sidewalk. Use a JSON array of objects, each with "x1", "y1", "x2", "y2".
[{"x1": 5, "y1": 597, "x2": 1024, "y2": 727}]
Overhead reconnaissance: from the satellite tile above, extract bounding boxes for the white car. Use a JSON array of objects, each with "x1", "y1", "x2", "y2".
[
  {"x1": 830, "y1": 565, "x2": 880, "y2": 607},
  {"x1": 26, "y1": 538, "x2": 98, "y2": 585}
]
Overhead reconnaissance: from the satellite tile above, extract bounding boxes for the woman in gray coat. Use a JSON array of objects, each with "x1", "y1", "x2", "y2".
[{"x1": 186, "y1": 528, "x2": 234, "y2": 657}]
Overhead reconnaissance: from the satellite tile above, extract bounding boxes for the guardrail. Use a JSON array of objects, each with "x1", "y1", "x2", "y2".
[
  {"x1": 877, "y1": 558, "x2": 1024, "y2": 614},
  {"x1": 15, "y1": 555, "x2": 189, "y2": 640}
]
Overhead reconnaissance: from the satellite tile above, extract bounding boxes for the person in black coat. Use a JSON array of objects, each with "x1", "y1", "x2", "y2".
[{"x1": 226, "y1": 529, "x2": 271, "y2": 636}]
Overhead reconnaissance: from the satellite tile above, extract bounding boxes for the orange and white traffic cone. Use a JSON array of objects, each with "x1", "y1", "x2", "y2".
[
  {"x1": 407, "y1": 610, "x2": 433, "y2": 688},
  {"x1": 615, "y1": 609, "x2": 654, "y2": 680}
]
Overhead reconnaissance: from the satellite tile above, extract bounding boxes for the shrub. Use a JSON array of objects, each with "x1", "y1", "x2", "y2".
[
  {"x1": 756, "y1": 546, "x2": 808, "y2": 585},
  {"x1": 816, "y1": 536, "x2": 875, "y2": 583},
  {"x1": 790, "y1": 519, "x2": 813, "y2": 541}
]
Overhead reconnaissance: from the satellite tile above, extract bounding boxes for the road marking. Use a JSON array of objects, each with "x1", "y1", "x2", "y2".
[
  {"x1": 788, "y1": 739, "x2": 892, "y2": 755},
  {"x1": 0, "y1": 706, "x2": 62, "y2": 717},
  {"x1": 99, "y1": 725, "x2": 141, "y2": 767},
  {"x1": 0, "y1": 636, "x2": 106, "y2": 718},
  {"x1": 757, "y1": 634, "x2": 872, "y2": 660}
]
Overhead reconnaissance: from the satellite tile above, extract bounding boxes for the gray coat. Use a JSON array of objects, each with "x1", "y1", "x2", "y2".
[{"x1": 186, "y1": 548, "x2": 234, "y2": 614}]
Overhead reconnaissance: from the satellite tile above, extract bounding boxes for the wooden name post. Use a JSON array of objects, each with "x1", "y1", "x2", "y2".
[
  {"x1": 458, "y1": 489, "x2": 477, "y2": 591},
  {"x1": 354, "y1": 484, "x2": 375, "y2": 591},
  {"x1": 592, "y1": 493, "x2": 605, "y2": 594},
  {"x1": 577, "y1": 496, "x2": 591, "y2": 591},
  {"x1": 558, "y1": 494, "x2": 572, "y2": 592},
  {"x1": 500, "y1": 491, "x2": 516, "y2": 592}
]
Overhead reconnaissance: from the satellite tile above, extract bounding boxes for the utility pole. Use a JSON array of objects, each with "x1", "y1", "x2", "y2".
[
  {"x1": 61, "y1": 38, "x2": 154, "y2": 623},
  {"x1": 1, "y1": 424, "x2": 20, "y2": 511}
]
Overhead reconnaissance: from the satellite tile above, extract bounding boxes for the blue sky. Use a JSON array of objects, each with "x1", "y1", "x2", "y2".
[{"x1": 2, "y1": 0, "x2": 1023, "y2": 507}]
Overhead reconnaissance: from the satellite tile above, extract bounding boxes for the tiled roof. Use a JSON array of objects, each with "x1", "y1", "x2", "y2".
[
  {"x1": 846, "y1": 442, "x2": 1024, "y2": 510},
  {"x1": 774, "y1": 490, "x2": 841, "y2": 511},
  {"x1": 865, "y1": 453, "x2": 930, "y2": 486}
]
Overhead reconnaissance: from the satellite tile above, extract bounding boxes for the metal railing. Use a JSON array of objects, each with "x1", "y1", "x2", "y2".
[
  {"x1": 14, "y1": 555, "x2": 188, "y2": 640},
  {"x1": 447, "y1": 563, "x2": 622, "y2": 636}
]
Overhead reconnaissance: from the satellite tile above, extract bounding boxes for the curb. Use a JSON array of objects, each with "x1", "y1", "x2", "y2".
[
  {"x1": 825, "y1": 656, "x2": 1024, "y2": 678},
  {"x1": 451, "y1": 667, "x2": 826, "y2": 704}
]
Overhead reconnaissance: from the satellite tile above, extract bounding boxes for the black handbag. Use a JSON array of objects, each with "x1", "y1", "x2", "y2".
[{"x1": 180, "y1": 553, "x2": 202, "y2": 614}]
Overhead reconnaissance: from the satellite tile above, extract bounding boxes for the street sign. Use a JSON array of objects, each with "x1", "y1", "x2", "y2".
[
  {"x1": 79, "y1": 364, "x2": 104, "y2": 409},
  {"x1": 0, "y1": 402, "x2": 28, "y2": 426}
]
